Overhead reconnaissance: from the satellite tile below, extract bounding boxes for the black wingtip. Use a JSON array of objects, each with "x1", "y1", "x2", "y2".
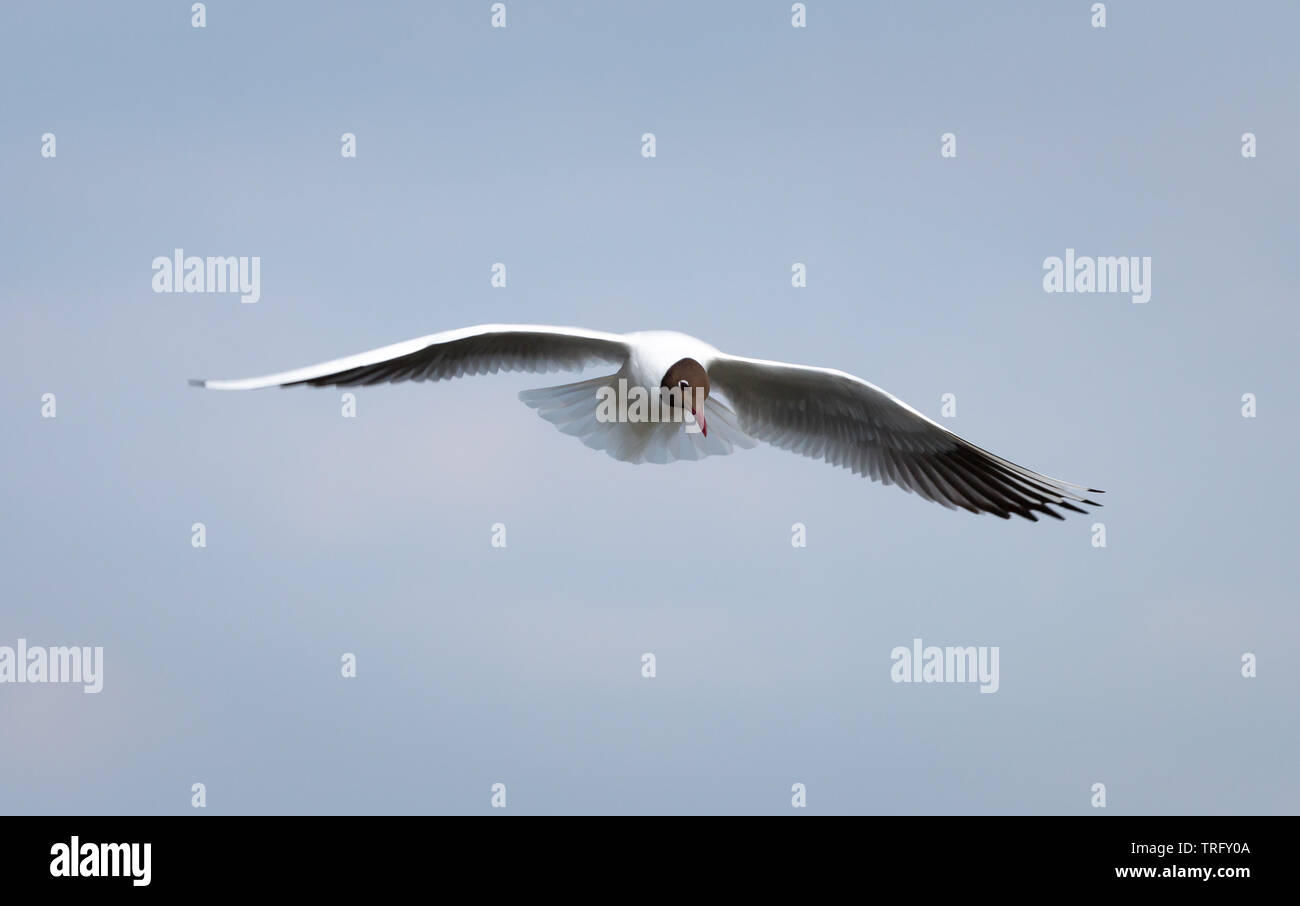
[{"x1": 188, "y1": 379, "x2": 206, "y2": 388}]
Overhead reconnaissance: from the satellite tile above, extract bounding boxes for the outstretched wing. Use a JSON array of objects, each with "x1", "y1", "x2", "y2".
[
  {"x1": 190, "y1": 324, "x2": 630, "y2": 390},
  {"x1": 708, "y1": 355, "x2": 1101, "y2": 521}
]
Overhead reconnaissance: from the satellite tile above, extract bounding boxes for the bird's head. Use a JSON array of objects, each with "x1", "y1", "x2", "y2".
[{"x1": 660, "y1": 358, "x2": 710, "y2": 436}]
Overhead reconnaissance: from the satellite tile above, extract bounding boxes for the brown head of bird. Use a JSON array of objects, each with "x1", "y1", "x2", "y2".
[{"x1": 660, "y1": 357, "x2": 710, "y2": 436}]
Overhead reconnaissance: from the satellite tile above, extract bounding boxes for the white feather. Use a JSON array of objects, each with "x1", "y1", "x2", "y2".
[{"x1": 191, "y1": 323, "x2": 1100, "y2": 520}]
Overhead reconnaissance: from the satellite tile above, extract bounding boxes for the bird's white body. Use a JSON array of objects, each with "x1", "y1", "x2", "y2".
[
  {"x1": 192, "y1": 323, "x2": 1101, "y2": 521},
  {"x1": 620, "y1": 330, "x2": 722, "y2": 389},
  {"x1": 518, "y1": 330, "x2": 751, "y2": 465}
]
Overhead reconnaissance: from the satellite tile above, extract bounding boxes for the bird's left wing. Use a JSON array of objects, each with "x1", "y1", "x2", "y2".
[
  {"x1": 708, "y1": 354, "x2": 1101, "y2": 521},
  {"x1": 190, "y1": 324, "x2": 630, "y2": 390}
]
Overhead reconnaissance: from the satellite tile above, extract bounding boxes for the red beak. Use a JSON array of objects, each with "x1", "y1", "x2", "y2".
[{"x1": 691, "y1": 407, "x2": 707, "y2": 437}]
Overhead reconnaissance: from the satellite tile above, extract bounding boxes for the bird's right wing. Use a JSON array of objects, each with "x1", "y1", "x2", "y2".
[
  {"x1": 708, "y1": 354, "x2": 1101, "y2": 521},
  {"x1": 190, "y1": 324, "x2": 631, "y2": 390}
]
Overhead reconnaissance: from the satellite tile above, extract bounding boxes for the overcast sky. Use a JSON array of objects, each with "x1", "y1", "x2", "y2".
[{"x1": 2, "y1": 1, "x2": 1296, "y2": 814}]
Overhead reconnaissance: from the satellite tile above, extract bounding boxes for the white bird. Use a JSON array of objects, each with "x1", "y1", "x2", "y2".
[{"x1": 191, "y1": 324, "x2": 1101, "y2": 521}]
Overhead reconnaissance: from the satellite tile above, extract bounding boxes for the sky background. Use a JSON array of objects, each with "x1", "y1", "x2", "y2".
[{"x1": 2, "y1": 1, "x2": 1296, "y2": 815}]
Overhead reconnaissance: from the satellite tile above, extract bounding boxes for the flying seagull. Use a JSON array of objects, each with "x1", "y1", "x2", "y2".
[{"x1": 191, "y1": 324, "x2": 1102, "y2": 521}]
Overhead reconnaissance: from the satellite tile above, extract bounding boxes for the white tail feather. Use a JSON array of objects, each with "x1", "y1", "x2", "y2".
[{"x1": 518, "y1": 374, "x2": 755, "y2": 465}]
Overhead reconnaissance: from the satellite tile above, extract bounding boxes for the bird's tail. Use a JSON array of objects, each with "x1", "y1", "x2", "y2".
[{"x1": 518, "y1": 374, "x2": 755, "y2": 464}]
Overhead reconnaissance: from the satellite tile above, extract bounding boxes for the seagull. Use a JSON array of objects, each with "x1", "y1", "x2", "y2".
[{"x1": 191, "y1": 324, "x2": 1102, "y2": 521}]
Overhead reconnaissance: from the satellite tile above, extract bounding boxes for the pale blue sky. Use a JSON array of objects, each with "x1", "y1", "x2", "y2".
[{"x1": 2, "y1": 1, "x2": 1296, "y2": 814}]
